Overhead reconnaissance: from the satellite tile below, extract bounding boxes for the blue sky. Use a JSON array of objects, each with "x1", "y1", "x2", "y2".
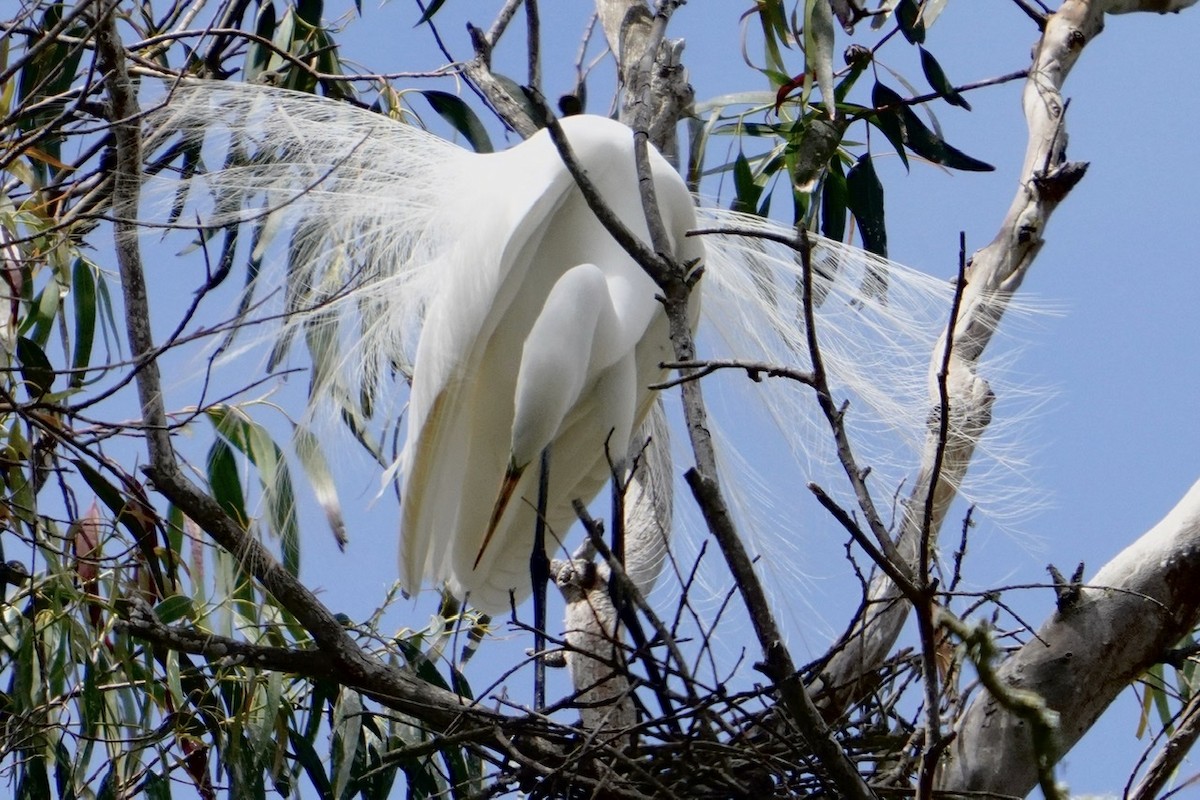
[{"x1": 180, "y1": 2, "x2": 1200, "y2": 795}]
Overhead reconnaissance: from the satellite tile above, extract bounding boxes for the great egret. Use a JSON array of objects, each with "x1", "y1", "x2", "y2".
[
  {"x1": 148, "y1": 82, "x2": 971, "y2": 614},
  {"x1": 395, "y1": 113, "x2": 701, "y2": 612}
]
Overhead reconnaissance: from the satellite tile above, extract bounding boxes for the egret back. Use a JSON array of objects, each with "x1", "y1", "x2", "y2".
[{"x1": 399, "y1": 116, "x2": 700, "y2": 612}]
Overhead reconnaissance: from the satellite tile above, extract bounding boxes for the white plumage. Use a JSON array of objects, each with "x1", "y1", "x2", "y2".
[
  {"x1": 147, "y1": 82, "x2": 973, "y2": 614},
  {"x1": 395, "y1": 116, "x2": 700, "y2": 611}
]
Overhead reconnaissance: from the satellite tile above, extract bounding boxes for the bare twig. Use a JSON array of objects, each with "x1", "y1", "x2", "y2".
[{"x1": 653, "y1": 358, "x2": 815, "y2": 389}]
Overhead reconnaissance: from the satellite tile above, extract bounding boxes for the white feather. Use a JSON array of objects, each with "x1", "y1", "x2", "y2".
[{"x1": 143, "y1": 81, "x2": 1036, "y2": 616}]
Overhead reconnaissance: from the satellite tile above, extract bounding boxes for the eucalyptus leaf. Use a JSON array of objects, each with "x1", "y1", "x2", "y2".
[
  {"x1": 821, "y1": 157, "x2": 848, "y2": 244},
  {"x1": 846, "y1": 153, "x2": 887, "y2": 260},
  {"x1": 869, "y1": 82, "x2": 910, "y2": 171},
  {"x1": 69, "y1": 258, "x2": 95, "y2": 388},
  {"x1": 15, "y1": 336, "x2": 53, "y2": 399},
  {"x1": 895, "y1": 0, "x2": 926, "y2": 44},
  {"x1": 919, "y1": 47, "x2": 971, "y2": 110},
  {"x1": 245, "y1": 2, "x2": 278, "y2": 83},
  {"x1": 206, "y1": 438, "x2": 249, "y2": 528},
  {"x1": 422, "y1": 91, "x2": 494, "y2": 153}
]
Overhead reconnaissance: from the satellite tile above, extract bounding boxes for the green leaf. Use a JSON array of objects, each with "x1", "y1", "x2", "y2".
[
  {"x1": 206, "y1": 410, "x2": 302, "y2": 573},
  {"x1": 820, "y1": 157, "x2": 848, "y2": 243},
  {"x1": 96, "y1": 766, "x2": 116, "y2": 800},
  {"x1": 490, "y1": 73, "x2": 541, "y2": 126},
  {"x1": 919, "y1": 47, "x2": 971, "y2": 110},
  {"x1": 154, "y1": 594, "x2": 196, "y2": 625},
  {"x1": 395, "y1": 743, "x2": 442, "y2": 800},
  {"x1": 846, "y1": 154, "x2": 887, "y2": 260},
  {"x1": 288, "y1": 726, "x2": 334, "y2": 797},
  {"x1": 142, "y1": 771, "x2": 171, "y2": 800},
  {"x1": 869, "y1": 82, "x2": 909, "y2": 171},
  {"x1": 421, "y1": 91, "x2": 493, "y2": 153},
  {"x1": 91, "y1": 270, "x2": 121, "y2": 362},
  {"x1": 16, "y1": 754, "x2": 50, "y2": 800},
  {"x1": 268, "y1": 5, "x2": 296, "y2": 76},
  {"x1": 896, "y1": 102, "x2": 993, "y2": 171},
  {"x1": 24, "y1": 274, "x2": 60, "y2": 348},
  {"x1": 17, "y1": 3, "x2": 87, "y2": 168},
  {"x1": 332, "y1": 689, "x2": 363, "y2": 799},
  {"x1": 53, "y1": 737, "x2": 74, "y2": 800},
  {"x1": 207, "y1": 407, "x2": 301, "y2": 574},
  {"x1": 15, "y1": 336, "x2": 54, "y2": 399},
  {"x1": 245, "y1": 3, "x2": 278, "y2": 84},
  {"x1": 314, "y1": 30, "x2": 351, "y2": 101},
  {"x1": 293, "y1": 426, "x2": 346, "y2": 548},
  {"x1": 846, "y1": 154, "x2": 889, "y2": 301},
  {"x1": 804, "y1": 0, "x2": 836, "y2": 118},
  {"x1": 416, "y1": 0, "x2": 448, "y2": 26},
  {"x1": 871, "y1": 81, "x2": 992, "y2": 172},
  {"x1": 69, "y1": 258, "x2": 95, "y2": 388},
  {"x1": 296, "y1": 0, "x2": 322, "y2": 27},
  {"x1": 166, "y1": 503, "x2": 185, "y2": 564},
  {"x1": 755, "y1": 0, "x2": 790, "y2": 74},
  {"x1": 395, "y1": 638, "x2": 458, "y2": 694},
  {"x1": 895, "y1": 0, "x2": 926, "y2": 44},
  {"x1": 207, "y1": 438, "x2": 249, "y2": 527},
  {"x1": 81, "y1": 660, "x2": 103, "y2": 740},
  {"x1": 731, "y1": 151, "x2": 763, "y2": 215}
]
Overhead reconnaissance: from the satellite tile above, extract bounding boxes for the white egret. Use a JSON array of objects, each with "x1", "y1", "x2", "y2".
[
  {"x1": 148, "y1": 82, "x2": 981, "y2": 616},
  {"x1": 395, "y1": 114, "x2": 701, "y2": 612}
]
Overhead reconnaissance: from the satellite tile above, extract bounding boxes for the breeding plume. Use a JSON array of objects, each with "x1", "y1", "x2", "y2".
[
  {"x1": 149, "y1": 82, "x2": 957, "y2": 613},
  {"x1": 396, "y1": 115, "x2": 701, "y2": 612}
]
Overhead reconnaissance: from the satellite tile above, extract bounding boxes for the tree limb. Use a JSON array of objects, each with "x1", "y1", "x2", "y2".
[
  {"x1": 812, "y1": 0, "x2": 1137, "y2": 721},
  {"x1": 940, "y1": 478, "x2": 1200, "y2": 795}
]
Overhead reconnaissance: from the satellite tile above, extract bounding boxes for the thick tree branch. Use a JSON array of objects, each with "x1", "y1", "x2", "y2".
[
  {"x1": 95, "y1": 5, "x2": 172, "y2": 469},
  {"x1": 558, "y1": 5, "x2": 872, "y2": 794},
  {"x1": 940, "y1": 478, "x2": 1200, "y2": 795},
  {"x1": 812, "y1": 0, "x2": 1164, "y2": 723}
]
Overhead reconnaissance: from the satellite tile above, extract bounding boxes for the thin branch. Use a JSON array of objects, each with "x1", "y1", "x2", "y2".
[
  {"x1": 525, "y1": 0, "x2": 541, "y2": 92},
  {"x1": 95, "y1": 2, "x2": 172, "y2": 469},
  {"x1": 914, "y1": 591, "x2": 945, "y2": 800},
  {"x1": 484, "y1": 0, "x2": 525, "y2": 48},
  {"x1": 571, "y1": 498, "x2": 698, "y2": 701},
  {"x1": 653, "y1": 358, "x2": 815, "y2": 389},
  {"x1": 684, "y1": 469, "x2": 875, "y2": 798},
  {"x1": 808, "y1": 483, "x2": 920, "y2": 599},
  {"x1": 920, "y1": 235, "x2": 969, "y2": 580},
  {"x1": 939, "y1": 613, "x2": 1065, "y2": 800},
  {"x1": 116, "y1": 599, "x2": 337, "y2": 674},
  {"x1": 863, "y1": 69, "x2": 1030, "y2": 115},
  {"x1": 1010, "y1": 0, "x2": 1050, "y2": 28},
  {"x1": 1129, "y1": 689, "x2": 1200, "y2": 800},
  {"x1": 796, "y1": 226, "x2": 909, "y2": 574}
]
